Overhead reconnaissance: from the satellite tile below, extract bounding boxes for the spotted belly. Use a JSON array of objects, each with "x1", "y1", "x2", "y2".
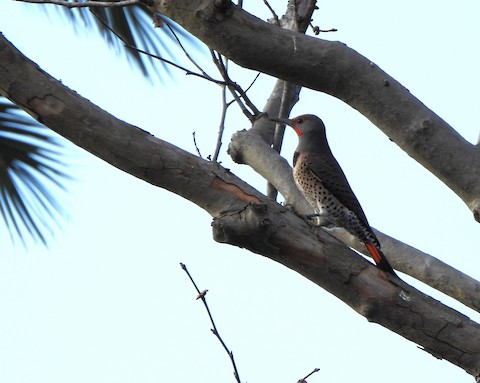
[{"x1": 293, "y1": 161, "x2": 379, "y2": 247}]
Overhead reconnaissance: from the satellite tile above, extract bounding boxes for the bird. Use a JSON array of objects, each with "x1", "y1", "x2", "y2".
[{"x1": 272, "y1": 114, "x2": 397, "y2": 276}]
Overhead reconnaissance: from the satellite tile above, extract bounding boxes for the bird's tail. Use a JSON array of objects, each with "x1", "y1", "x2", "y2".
[{"x1": 364, "y1": 242, "x2": 397, "y2": 277}]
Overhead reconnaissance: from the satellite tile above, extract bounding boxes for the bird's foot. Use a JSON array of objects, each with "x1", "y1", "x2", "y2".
[{"x1": 301, "y1": 213, "x2": 323, "y2": 226}]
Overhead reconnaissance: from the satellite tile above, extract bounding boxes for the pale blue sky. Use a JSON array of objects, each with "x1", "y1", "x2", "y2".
[{"x1": 1, "y1": 1, "x2": 479, "y2": 382}]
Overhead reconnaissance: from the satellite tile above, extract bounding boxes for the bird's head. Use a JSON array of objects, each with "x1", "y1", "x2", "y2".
[{"x1": 271, "y1": 114, "x2": 326, "y2": 140}]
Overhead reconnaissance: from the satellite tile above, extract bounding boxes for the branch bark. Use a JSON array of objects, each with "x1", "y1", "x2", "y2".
[
  {"x1": 213, "y1": 1, "x2": 480, "y2": 311},
  {"x1": 154, "y1": 0, "x2": 480, "y2": 221},
  {"x1": 1, "y1": 32, "x2": 480, "y2": 377},
  {"x1": 228, "y1": 126, "x2": 480, "y2": 313},
  {"x1": 150, "y1": 0, "x2": 480, "y2": 313}
]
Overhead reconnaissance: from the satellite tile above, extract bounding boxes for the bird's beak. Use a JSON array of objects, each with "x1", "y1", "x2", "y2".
[{"x1": 269, "y1": 117, "x2": 293, "y2": 126}]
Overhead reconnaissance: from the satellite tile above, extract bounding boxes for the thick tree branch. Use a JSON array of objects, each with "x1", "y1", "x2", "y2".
[
  {"x1": 0, "y1": 34, "x2": 261, "y2": 218},
  {"x1": 192, "y1": 0, "x2": 480, "y2": 311},
  {"x1": 152, "y1": 0, "x2": 480, "y2": 311},
  {"x1": 228, "y1": 125, "x2": 480, "y2": 313},
  {"x1": 154, "y1": 0, "x2": 480, "y2": 221},
  {"x1": 1, "y1": 32, "x2": 480, "y2": 377},
  {"x1": 212, "y1": 204, "x2": 480, "y2": 378}
]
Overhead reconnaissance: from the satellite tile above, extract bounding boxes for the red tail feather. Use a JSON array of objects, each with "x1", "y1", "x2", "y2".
[{"x1": 364, "y1": 242, "x2": 397, "y2": 276}]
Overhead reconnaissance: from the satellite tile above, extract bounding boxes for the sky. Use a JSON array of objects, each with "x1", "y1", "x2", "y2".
[{"x1": 1, "y1": 1, "x2": 480, "y2": 383}]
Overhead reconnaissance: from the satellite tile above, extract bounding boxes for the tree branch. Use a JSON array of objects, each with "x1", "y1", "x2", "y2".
[
  {"x1": 154, "y1": 0, "x2": 480, "y2": 312},
  {"x1": 212, "y1": 203, "x2": 480, "y2": 378},
  {"x1": 154, "y1": 0, "x2": 480, "y2": 221},
  {"x1": 180, "y1": 263, "x2": 242, "y2": 383},
  {"x1": 1, "y1": 23, "x2": 480, "y2": 377},
  {"x1": 228, "y1": 124, "x2": 480, "y2": 313}
]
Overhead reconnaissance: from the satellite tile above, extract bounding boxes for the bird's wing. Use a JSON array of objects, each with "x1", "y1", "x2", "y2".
[{"x1": 304, "y1": 152, "x2": 371, "y2": 229}]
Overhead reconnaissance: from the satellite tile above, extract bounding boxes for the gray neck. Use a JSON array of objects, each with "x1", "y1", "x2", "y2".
[{"x1": 296, "y1": 131, "x2": 331, "y2": 154}]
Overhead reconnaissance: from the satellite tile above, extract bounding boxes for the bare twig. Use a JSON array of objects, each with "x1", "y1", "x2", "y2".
[
  {"x1": 267, "y1": 81, "x2": 291, "y2": 200},
  {"x1": 263, "y1": 0, "x2": 280, "y2": 25},
  {"x1": 180, "y1": 263, "x2": 243, "y2": 383},
  {"x1": 210, "y1": 51, "x2": 252, "y2": 120},
  {"x1": 89, "y1": 8, "x2": 224, "y2": 85},
  {"x1": 192, "y1": 132, "x2": 203, "y2": 158},
  {"x1": 131, "y1": 45, "x2": 218, "y2": 82},
  {"x1": 310, "y1": 23, "x2": 338, "y2": 35},
  {"x1": 165, "y1": 23, "x2": 213, "y2": 79},
  {"x1": 213, "y1": 85, "x2": 228, "y2": 162},
  {"x1": 210, "y1": 50, "x2": 261, "y2": 122},
  {"x1": 16, "y1": 0, "x2": 143, "y2": 8},
  {"x1": 244, "y1": 72, "x2": 261, "y2": 93},
  {"x1": 297, "y1": 367, "x2": 320, "y2": 383},
  {"x1": 229, "y1": 82, "x2": 260, "y2": 119},
  {"x1": 272, "y1": 81, "x2": 291, "y2": 153}
]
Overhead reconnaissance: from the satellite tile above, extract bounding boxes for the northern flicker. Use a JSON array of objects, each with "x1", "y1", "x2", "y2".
[{"x1": 273, "y1": 114, "x2": 397, "y2": 276}]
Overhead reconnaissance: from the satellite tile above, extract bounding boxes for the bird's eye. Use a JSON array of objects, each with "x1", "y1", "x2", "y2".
[{"x1": 296, "y1": 118, "x2": 303, "y2": 124}]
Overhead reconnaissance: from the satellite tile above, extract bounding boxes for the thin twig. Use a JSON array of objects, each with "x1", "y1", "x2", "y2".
[
  {"x1": 310, "y1": 23, "x2": 338, "y2": 35},
  {"x1": 267, "y1": 81, "x2": 291, "y2": 200},
  {"x1": 212, "y1": 85, "x2": 228, "y2": 162},
  {"x1": 272, "y1": 81, "x2": 290, "y2": 154},
  {"x1": 180, "y1": 263, "x2": 242, "y2": 383},
  {"x1": 90, "y1": 10, "x2": 224, "y2": 85},
  {"x1": 210, "y1": 50, "x2": 261, "y2": 122},
  {"x1": 210, "y1": 51, "x2": 251, "y2": 120},
  {"x1": 297, "y1": 367, "x2": 320, "y2": 383},
  {"x1": 165, "y1": 23, "x2": 212, "y2": 79},
  {"x1": 16, "y1": 0, "x2": 143, "y2": 8},
  {"x1": 244, "y1": 72, "x2": 261, "y2": 94},
  {"x1": 232, "y1": 81, "x2": 261, "y2": 117},
  {"x1": 263, "y1": 0, "x2": 280, "y2": 25},
  {"x1": 131, "y1": 45, "x2": 218, "y2": 82},
  {"x1": 192, "y1": 132, "x2": 203, "y2": 158}
]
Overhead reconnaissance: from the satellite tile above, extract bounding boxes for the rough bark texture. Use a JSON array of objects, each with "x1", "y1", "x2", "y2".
[
  {"x1": 154, "y1": 0, "x2": 480, "y2": 221},
  {"x1": 1, "y1": 32, "x2": 480, "y2": 377},
  {"x1": 229, "y1": 120, "x2": 480, "y2": 313},
  {"x1": 217, "y1": 0, "x2": 480, "y2": 312},
  {"x1": 212, "y1": 204, "x2": 480, "y2": 377}
]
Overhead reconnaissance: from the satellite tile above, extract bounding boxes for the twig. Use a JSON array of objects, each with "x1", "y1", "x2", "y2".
[
  {"x1": 212, "y1": 84, "x2": 228, "y2": 162},
  {"x1": 267, "y1": 81, "x2": 291, "y2": 200},
  {"x1": 272, "y1": 81, "x2": 290, "y2": 153},
  {"x1": 180, "y1": 263, "x2": 242, "y2": 383},
  {"x1": 263, "y1": 0, "x2": 280, "y2": 25},
  {"x1": 16, "y1": 0, "x2": 143, "y2": 8},
  {"x1": 192, "y1": 132, "x2": 203, "y2": 158},
  {"x1": 297, "y1": 367, "x2": 320, "y2": 383},
  {"x1": 210, "y1": 50, "x2": 261, "y2": 122},
  {"x1": 244, "y1": 72, "x2": 261, "y2": 93},
  {"x1": 89, "y1": 10, "x2": 224, "y2": 85},
  {"x1": 310, "y1": 23, "x2": 338, "y2": 35},
  {"x1": 210, "y1": 50, "x2": 252, "y2": 120},
  {"x1": 130, "y1": 45, "x2": 222, "y2": 83},
  {"x1": 165, "y1": 23, "x2": 212, "y2": 79}
]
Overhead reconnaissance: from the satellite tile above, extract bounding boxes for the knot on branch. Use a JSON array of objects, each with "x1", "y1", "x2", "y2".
[
  {"x1": 228, "y1": 128, "x2": 272, "y2": 165},
  {"x1": 212, "y1": 203, "x2": 280, "y2": 256},
  {"x1": 227, "y1": 130, "x2": 248, "y2": 164},
  {"x1": 407, "y1": 118, "x2": 434, "y2": 145},
  {"x1": 470, "y1": 199, "x2": 480, "y2": 222},
  {"x1": 214, "y1": 0, "x2": 231, "y2": 11}
]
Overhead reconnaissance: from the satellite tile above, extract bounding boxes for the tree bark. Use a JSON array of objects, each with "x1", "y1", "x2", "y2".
[
  {"x1": 154, "y1": 0, "x2": 480, "y2": 222},
  {"x1": 216, "y1": 1, "x2": 480, "y2": 312},
  {"x1": 1, "y1": 32, "x2": 480, "y2": 377}
]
